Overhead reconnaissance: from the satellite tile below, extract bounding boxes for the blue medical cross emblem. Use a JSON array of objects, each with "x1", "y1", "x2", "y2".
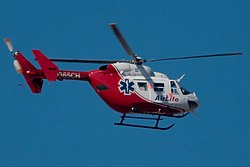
[{"x1": 119, "y1": 79, "x2": 135, "y2": 95}]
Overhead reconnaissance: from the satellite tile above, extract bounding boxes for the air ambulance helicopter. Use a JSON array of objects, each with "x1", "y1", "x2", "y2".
[{"x1": 4, "y1": 23, "x2": 242, "y2": 130}]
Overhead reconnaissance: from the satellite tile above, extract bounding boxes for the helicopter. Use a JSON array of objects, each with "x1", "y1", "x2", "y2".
[{"x1": 4, "y1": 23, "x2": 242, "y2": 130}]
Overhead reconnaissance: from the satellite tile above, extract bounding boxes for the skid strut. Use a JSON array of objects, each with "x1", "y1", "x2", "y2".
[{"x1": 114, "y1": 114, "x2": 175, "y2": 130}]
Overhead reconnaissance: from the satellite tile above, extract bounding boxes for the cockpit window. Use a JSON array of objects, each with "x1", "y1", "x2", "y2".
[
  {"x1": 170, "y1": 81, "x2": 179, "y2": 94},
  {"x1": 170, "y1": 80, "x2": 192, "y2": 95},
  {"x1": 180, "y1": 87, "x2": 191, "y2": 95}
]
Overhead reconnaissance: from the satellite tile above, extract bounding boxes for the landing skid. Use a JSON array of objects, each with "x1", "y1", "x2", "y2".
[
  {"x1": 167, "y1": 112, "x2": 189, "y2": 118},
  {"x1": 114, "y1": 114, "x2": 175, "y2": 130}
]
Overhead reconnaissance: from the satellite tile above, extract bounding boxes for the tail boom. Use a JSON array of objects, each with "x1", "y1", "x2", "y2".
[
  {"x1": 5, "y1": 39, "x2": 89, "y2": 93},
  {"x1": 57, "y1": 70, "x2": 89, "y2": 81},
  {"x1": 32, "y1": 50, "x2": 89, "y2": 81},
  {"x1": 13, "y1": 51, "x2": 89, "y2": 93}
]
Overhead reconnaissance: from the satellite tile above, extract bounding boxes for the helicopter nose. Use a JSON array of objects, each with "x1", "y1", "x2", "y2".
[
  {"x1": 187, "y1": 93, "x2": 200, "y2": 111},
  {"x1": 188, "y1": 100, "x2": 199, "y2": 111}
]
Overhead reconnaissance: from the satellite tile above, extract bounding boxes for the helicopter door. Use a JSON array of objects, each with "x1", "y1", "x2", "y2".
[
  {"x1": 135, "y1": 81, "x2": 150, "y2": 100},
  {"x1": 135, "y1": 80, "x2": 155, "y2": 102},
  {"x1": 151, "y1": 82, "x2": 166, "y2": 103},
  {"x1": 170, "y1": 81, "x2": 179, "y2": 95},
  {"x1": 168, "y1": 80, "x2": 184, "y2": 107}
]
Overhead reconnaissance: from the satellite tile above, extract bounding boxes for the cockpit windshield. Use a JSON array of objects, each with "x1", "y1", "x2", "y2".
[
  {"x1": 171, "y1": 80, "x2": 192, "y2": 95},
  {"x1": 180, "y1": 86, "x2": 192, "y2": 95}
]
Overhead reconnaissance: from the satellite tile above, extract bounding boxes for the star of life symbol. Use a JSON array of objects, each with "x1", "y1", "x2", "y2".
[{"x1": 119, "y1": 79, "x2": 135, "y2": 95}]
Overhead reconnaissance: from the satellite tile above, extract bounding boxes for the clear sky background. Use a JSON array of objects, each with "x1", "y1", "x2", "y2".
[{"x1": 0, "y1": 0, "x2": 249, "y2": 166}]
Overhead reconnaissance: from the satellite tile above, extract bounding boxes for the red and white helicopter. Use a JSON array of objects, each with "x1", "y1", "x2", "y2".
[{"x1": 4, "y1": 23, "x2": 241, "y2": 130}]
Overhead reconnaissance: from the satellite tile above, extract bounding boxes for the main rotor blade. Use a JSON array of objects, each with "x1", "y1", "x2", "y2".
[
  {"x1": 144, "y1": 52, "x2": 242, "y2": 63},
  {"x1": 109, "y1": 23, "x2": 138, "y2": 61},
  {"x1": 50, "y1": 58, "x2": 130, "y2": 64}
]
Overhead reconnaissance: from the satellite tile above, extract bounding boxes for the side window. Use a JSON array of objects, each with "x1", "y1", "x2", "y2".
[
  {"x1": 96, "y1": 84, "x2": 109, "y2": 91},
  {"x1": 154, "y1": 83, "x2": 164, "y2": 92},
  {"x1": 170, "y1": 81, "x2": 179, "y2": 94},
  {"x1": 99, "y1": 65, "x2": 108, "y2": 70},
  {"x1": 138, "y1": 82, "x2": 147, "y2": 91}
]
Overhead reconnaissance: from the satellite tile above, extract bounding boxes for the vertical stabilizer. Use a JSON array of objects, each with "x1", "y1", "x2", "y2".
[{"x1": 15, "y1": 51, "x2": 43, "y2": 93}]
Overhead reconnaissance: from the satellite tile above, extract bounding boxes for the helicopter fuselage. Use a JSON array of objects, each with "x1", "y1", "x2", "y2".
[
  {"x1": 82, "y1": 62, "x2": 199, "y2": 116},
  {"x1": 12, "y1": 50, "x2": 199, "y2": 118}
]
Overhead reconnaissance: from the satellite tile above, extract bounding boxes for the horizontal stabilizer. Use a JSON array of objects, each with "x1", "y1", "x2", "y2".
[{"x1": 32, "y1": 50, "x2": 59, "y2": 81}]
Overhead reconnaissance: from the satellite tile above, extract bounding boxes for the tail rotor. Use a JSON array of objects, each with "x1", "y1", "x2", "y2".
[
  {"x1": 3, "y1": 38, "x2": 44, "y2": 93},
  {"x1": 4, "y1": 38, "x2": 23, "y2": 73}
]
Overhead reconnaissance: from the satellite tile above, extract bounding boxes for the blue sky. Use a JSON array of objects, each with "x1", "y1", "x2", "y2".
[{"x1": 0, "y1": 0, "x2": 249, "y2": 166}]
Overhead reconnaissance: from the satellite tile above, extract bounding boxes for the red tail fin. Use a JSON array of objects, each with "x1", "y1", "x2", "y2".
[
  {"x1": 32, "y1": 50, "x2": 59, "y2": 81},
  {"x1": 15, "y1": 52, "x2": 43, "y2": 93}
]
